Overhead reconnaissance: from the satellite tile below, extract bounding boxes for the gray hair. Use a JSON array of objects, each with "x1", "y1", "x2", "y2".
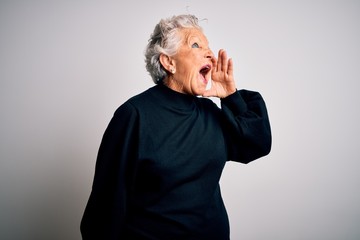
[{"x1": 145, "y1": 14, "x2": 202, "y2": 84}]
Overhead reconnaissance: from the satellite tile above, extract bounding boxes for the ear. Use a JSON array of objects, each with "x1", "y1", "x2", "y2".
[{"x1": 159, "y1": 53, "x2": 175, "y2": 72}]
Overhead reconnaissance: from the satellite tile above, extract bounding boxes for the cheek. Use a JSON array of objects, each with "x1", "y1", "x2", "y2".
[
  {"x1": 178, "y1": 61, "x2": 197, "y2": 76},
  {"x1": 175, "y1": 52, "x2": 201, "y2": 79}
]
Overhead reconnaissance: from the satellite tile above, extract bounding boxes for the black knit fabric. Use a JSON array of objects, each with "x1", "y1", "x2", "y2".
[{"x1": 81, "y1": 84, "x2": 271, "y2": 240}]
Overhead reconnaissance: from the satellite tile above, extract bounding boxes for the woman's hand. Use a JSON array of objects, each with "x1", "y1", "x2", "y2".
[{"x1": 203, "y1": 49, "x2": 237, "y2": 98}]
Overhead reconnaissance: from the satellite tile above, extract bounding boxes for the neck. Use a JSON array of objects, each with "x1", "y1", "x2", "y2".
[{"x1": 163, "y1": 76, "x2": 186, "y2": 95}]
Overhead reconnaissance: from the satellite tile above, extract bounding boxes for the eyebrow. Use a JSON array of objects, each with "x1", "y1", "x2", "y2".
[
  {"x1": 186, "y1": 35, "x2": 208, "y2": 47},
  {"x1": 181, "y1": 29, "x2": 209, "y2": 47}
]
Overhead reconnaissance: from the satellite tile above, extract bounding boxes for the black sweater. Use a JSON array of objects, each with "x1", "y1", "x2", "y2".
[{"x1": 81, "y1": 84, "x2": 271, "y2": 240}]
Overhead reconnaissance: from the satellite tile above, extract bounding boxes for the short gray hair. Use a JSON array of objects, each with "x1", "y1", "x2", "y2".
[{"x1": 145, "y1": 14, "x2": 202, "y2": 84}]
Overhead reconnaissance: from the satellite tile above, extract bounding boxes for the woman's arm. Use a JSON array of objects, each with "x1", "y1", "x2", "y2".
[
  {"x1": 221, "y1": 90, "x2": 272, "y2": 163},
  {"x1": 81, "y1": 102, "x2": 138, "y2": 239}
]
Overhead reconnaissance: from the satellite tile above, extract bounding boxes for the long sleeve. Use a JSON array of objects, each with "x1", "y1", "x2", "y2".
[
  {"x1": 221, "y1": 90, "x2": 272, "y2": 164},
  {"x1": 80, "y1": 102, "x2": 139, "y2": 239}
]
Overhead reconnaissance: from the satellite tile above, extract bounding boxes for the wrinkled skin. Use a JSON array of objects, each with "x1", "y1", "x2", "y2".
[{"x1": 161, "y1": 28, "x2": 236, "y2": 98}]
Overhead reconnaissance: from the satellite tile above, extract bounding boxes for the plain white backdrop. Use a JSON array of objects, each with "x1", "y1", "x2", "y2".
[{"x1": 1, "y1": 0, "x2": 359, "y2": 239}]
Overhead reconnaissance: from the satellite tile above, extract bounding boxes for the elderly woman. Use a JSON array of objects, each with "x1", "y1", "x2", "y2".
[{"x1": 81, "y1": 14, "x2": 271, "y2": 239}]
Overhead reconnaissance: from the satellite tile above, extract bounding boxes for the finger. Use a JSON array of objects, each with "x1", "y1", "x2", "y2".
[
  {"x1": 211, "y1": 56, "x2": 217, "y2": 73},
  {"x1": 227, "y1": 58, "x2": 233, "y2": 76},
  {"x1": 221, "y1": 50, "x2": 228, "y2": 72},
  {"x1": 216, "y1": 49, "x2": 223, "y2": 72}
]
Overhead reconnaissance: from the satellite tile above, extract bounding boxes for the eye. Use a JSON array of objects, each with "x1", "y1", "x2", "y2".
[{"x1": 191, "y1": 42, "x2": 200, "y2": 48}]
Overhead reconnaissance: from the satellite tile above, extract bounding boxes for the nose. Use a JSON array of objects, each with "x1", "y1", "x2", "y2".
[{"x1": 204, "y1": 48, "x2": 214, "y2": 59}]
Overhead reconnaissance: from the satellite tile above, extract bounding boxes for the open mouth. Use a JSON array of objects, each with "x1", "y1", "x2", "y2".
[{"x1": 199, "y1": 64, "x2": 211, "y2": 82}]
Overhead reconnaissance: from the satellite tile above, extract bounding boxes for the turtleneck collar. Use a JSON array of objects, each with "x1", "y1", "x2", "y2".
[{"x1": 151, "y1": 83, "x2": 198, "y2": 110}]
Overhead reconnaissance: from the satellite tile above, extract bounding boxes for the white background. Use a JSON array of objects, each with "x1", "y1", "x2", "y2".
[{"x1": 1, "y1": 0, "x2": 359, "y2": 239}]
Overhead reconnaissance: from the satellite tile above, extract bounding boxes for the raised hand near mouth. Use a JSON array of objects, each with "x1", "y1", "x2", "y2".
[{"x1": 203, "y1": 49, "x2": 237, "y2": 98}]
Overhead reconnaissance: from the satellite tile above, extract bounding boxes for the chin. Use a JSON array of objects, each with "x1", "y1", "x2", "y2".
[
  {"x1": 192, "y1": 78, "x2": 207, "y2": 95},
  {"x1": 192, "y1": 87, "x2": 207, "y2": 96}
]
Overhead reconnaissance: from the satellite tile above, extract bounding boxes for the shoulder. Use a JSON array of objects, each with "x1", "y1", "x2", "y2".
[
  {"x1": 114, "y1": 85, "x2": 158, "y2": 114},
  {"x1": 126, "y1": 85, "x2": 158, "y2": 108}
]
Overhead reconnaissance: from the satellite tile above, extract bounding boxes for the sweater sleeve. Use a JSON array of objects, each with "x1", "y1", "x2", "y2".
[
  {"x1": 80, "y1": 102, "x2": 139, "y2": 239},
  {"x1": 220, "y1": 90, "x2": 272, "y2": 164}
]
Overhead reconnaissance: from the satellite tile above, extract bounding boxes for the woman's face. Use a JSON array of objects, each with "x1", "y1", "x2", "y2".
[{"x1": 166, "y1": 28, "x2": 214, "y2": 96}]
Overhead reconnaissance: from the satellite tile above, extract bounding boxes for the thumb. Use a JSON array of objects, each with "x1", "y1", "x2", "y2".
[{"x1": 202, "y1": 87, "x2": 217, "y2": 97}]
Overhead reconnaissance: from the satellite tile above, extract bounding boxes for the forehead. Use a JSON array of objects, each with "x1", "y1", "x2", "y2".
[{"x1": 180, "y1": 28, "x2": 209, "y2": 44}]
